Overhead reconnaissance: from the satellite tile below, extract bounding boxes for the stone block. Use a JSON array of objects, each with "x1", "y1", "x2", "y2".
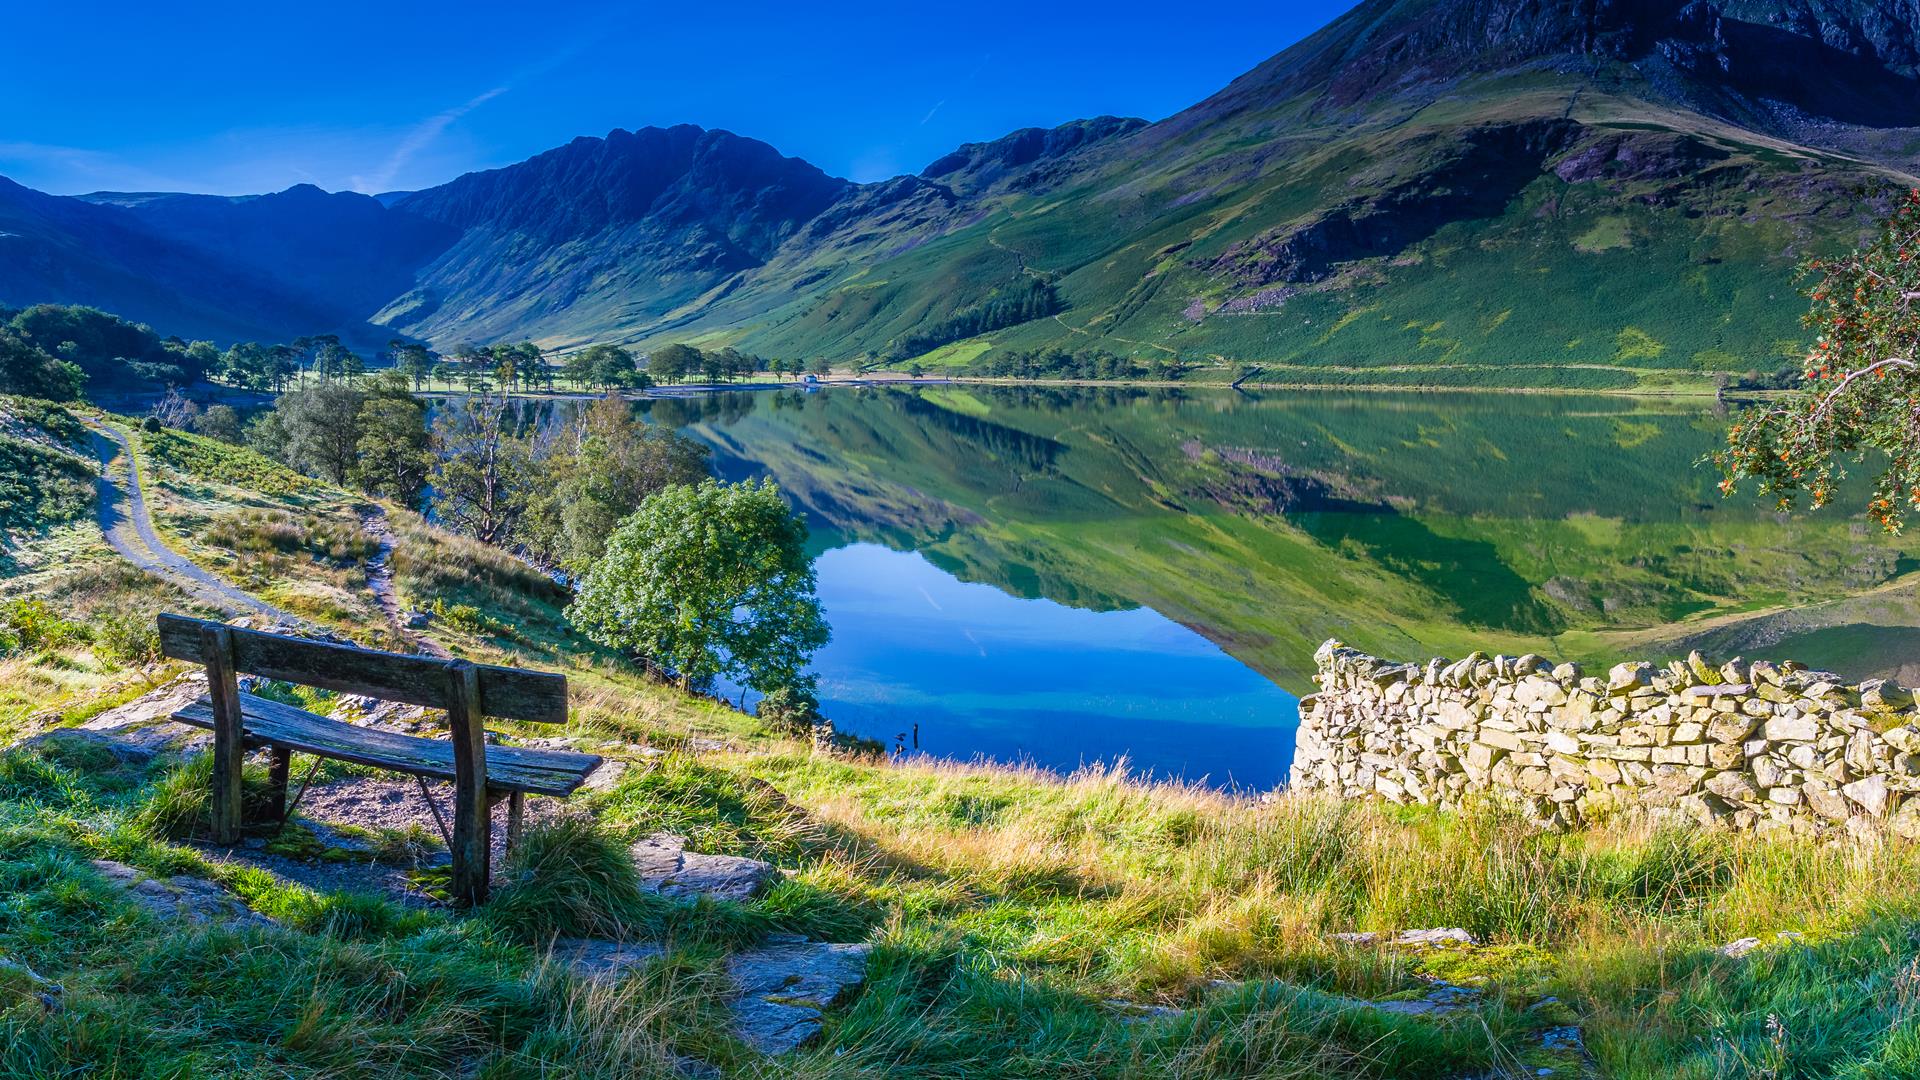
[{"x1": 1764, "y1": 715, "x2": 1818, "y2": 742}]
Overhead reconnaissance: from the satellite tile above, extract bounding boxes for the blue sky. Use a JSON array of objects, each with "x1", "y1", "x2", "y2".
[{"x1": 0, "y1": 1, "x2": 1351, "y2": 196}]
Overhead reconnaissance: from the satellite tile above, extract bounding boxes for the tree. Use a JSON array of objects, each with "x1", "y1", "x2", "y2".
[
  {"x1": 149, "y1": 387, "x2": 200, "y2": 428},
  {"x1": 431, "y1": 392, "x2": 534, "y2": 544},
  {"x1": 274, "y1": 383, "x2": 367, "y2": 484},
  {"x1": 807, "y1": 356, "x2": 831, "y2": 377},
  {"x1": 1716, "y1": 191, "x2": 1920, "y2": 531},
  {"x1": 561, "y1": 348, "x2": 596, "y2": 390},
  {"x1": 391, "y1": 341, "x2": 437, "y2": 390},
  {"x1": 579, "y1": 343, "x2": 638, "y2": 391},
  {"x1": 569, "y1": 478, "x2": 829, "y2": 694},
  {"x1": 220, "y1": 342, "x2": 271, "y2": 389},
  {"x1": 648, "y1": 343, "x2": 700, "y2": 385},
  {"x1": 0, "y1": 328, "x2": 82, "y2": 400},
  {"x1": 193, "y1": 404, "x2": 244, "y2": 444},
  {"x1": 352, "y1": 373, "x2": 432, "y2": 504},
  {"x1": 9, "y1": 305, "x2": 187, "y2": 390},
  {"x1": 521, "y1": 395, "x2": 708, "y2": 574}
]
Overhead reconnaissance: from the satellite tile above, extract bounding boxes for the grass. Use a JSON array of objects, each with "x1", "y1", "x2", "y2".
[
  {"x1": 8, "y1": 393, "x2": 1920, "y2": 1074},
  {"x1": 20, "y1": 688, "x2": 1920, "y2": 1078}
]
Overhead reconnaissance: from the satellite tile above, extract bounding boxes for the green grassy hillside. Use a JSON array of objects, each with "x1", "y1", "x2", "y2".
[{"x1": 6, "y1": 407, "x2": 1920, "y2": 1077}]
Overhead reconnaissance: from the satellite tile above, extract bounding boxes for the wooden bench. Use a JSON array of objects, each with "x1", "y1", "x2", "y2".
[{"x1": 157, "y1": 613, "x2": 602, "y2": 905}]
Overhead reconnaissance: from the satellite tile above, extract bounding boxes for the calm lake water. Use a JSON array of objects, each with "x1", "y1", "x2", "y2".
[{"x1": 559, "y1": 384, "x2": 1920, "y2": 789}]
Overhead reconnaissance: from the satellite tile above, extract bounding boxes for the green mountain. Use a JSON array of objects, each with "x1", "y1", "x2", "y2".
[{"x1": 3, "y1": 0, "x2": 1918, "y2": 378}]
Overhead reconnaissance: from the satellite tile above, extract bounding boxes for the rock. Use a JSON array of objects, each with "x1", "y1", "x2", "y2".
[
  {"x1": 549, "y1": 938, "x2": 667, "y2": 982},
  {"x1": 579, "y1": 758, "x2": 629, "y2": 792},
  {"x1": 1392, "y1": 927, "x2": 1477, "y2": 947},
  {"x1": 631, "y1": 833, "x2": 783, "y2": 903},
  {"x1": 1863, "y1": 679, "x2": 1915, "y2": 710},
  {"x1": 1103, "y1": 998, "x2": 1186, "y2": 1023},
  {"x1": 89, "y1": 860, "x2": 275, "y2": 929},
  {"x1": 1705, "y1": 772, "x2": 1761, "y2": 804},
  {"x1": 726, "y1": 941, "x2": 872, "y2": 1055},
  {"x1": 1764, "y1": 715, "x2": 1818, "y2": 742},
  {"x1": 1806, "y1": 786, "x2": 1853, "y2": 822},
  {"x1": 1329, "y1": 931, "x2": 1380, "y2": 945},
  {"x1": 0, "y1": 955, "x2": 62, "y2": 1013},
  {"x1": 1705, "y1": 713, "x2": 1758, "y2": 744},
  {"x1": 1844, "y1": 775, "x2": 1890, "y2": 817},
  {"x1": 1719, "y1": 937, "x2": 1763, "y2": 959},
  {"x1": 1551, "y1": 662, "x2": 1582, "y2": 682},
  {"x1": 1541, "y1": 1025, "x2": 1585, "y2": 1053},
  {"x1": 402, "y1": 609, "x2": 433, "y2": 629},
  {"x1": 12, "y1": 727, "x2": 156, "y2": 768},
  {"x1": 1889, "y1": 800, "x2": 1920, "y2": 840},
  {"x1": 1686, "y1": 651, "x2": 1719, "y2": 684},
  {"x1": 1608, "y1": 662, "x2": 1653, "y2": 693},
  {"x1": 1369, "y1": 982, "x2": 1482, "y2": 1017}
]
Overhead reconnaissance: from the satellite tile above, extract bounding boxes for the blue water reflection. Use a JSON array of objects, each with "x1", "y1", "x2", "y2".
[{"x1": 801, "y1": 542, "x2": 1299, "y2": 789}]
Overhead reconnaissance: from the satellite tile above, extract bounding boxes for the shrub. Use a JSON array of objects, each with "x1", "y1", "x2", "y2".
[
  {"x1": 92, "y1": 611, "x2": 161, "y2": 666},
  {"x1": 1, "y1": 598, "x2": 91, "y2": 652},
  {"x1": 756, "y1": 684, "x2": 822, "y2": 735}
]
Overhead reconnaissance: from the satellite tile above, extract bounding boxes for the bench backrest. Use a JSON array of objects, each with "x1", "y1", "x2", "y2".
[{"x1": 156, "y1": 613, "x2": 568, "y2": 724}]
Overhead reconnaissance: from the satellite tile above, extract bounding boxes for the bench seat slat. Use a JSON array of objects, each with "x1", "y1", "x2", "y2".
[{"x1": 172, "y1": 693, "x2": 602, "y2": 798}]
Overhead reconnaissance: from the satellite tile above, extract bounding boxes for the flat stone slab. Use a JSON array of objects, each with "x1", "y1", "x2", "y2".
[
  {"x1": 90, "y1": 859, "x2": 275, "y2": 930},
  {"x1": 550, "y1": 937, "x2": 668, "y2": 982},
  {"x1": 1330, "y1": 927, "x2": 1478, "y2": 947},
  {"x1": 1366, "y1": 982, "x2": 1482, "y2": 1016},
  {"x1": 632, "y1": 833, "x2": 782, "y2": 903},
  {"x1": 726, "y1": 939, "x2": 872, "y2": 1055}
]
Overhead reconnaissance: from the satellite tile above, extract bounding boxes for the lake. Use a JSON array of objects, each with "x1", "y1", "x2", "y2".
[{"x1": 602, "y1": 385, "x2": 1920, "y2": 788}]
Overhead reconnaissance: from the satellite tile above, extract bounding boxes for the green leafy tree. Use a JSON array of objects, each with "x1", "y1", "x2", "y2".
[
  {"x1": 522, "y1": 395, "x2": 708, "y2": 573},
  {"x1": 192, "y1": 404, "x2": 243, "y2": 444},
  {"x1": 579, "y1": 343, "x2": 638, "y2": 391},
  {"x1": 390, "y1": 341, "x2": 437, "y2": 390},
  {"x1": 647, "y1": 343, "x2": 700, "y2": 385},
  {"x1": 9, "y1": 305, "x2": 188, "y2": 389},
  {"x1": 352, "y1": 372, "x2": 432, "y2": 504},
  {"x1": 569, "y1": 479, "x2": 829, "y2": 693},
  {"x1": 1716, "y1": 191, "x2": 1920, "y2": 530},
  {"x1": 0, "y1": 328, "x2": 82, "y2": 400},
  {"x1": 274, "y1": 382, "x2": 367, "y2": 484}
]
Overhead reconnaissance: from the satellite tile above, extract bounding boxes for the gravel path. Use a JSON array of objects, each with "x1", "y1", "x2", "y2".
[
  {"x1": 357, "y1": 507, "x2": 449, "y2": 657},
  {"x1": 85, "y1": 420, "x2": 296, "y2": 622}
]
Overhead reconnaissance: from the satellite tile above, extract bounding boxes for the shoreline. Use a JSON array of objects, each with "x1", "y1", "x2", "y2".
[{"x1": 165, "y1": 367, "x2": 1773, "y2": 408}]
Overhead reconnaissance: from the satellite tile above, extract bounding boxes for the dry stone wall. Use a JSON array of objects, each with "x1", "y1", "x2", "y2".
[{"x1": 1290, "y1": 639, "x2": 1920, "y2": 838}]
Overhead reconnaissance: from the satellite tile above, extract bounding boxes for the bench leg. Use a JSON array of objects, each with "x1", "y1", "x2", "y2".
[
  {"x1": 201, "y1": 625, "x2": 244, "y2": 845},
  {"x1": 507, "y1": 791, "x2": 526, "y2": 855},
  {"x1": 445, "y1": 661, "x2": 491, "y2": 907},
  {"x1": 265, "y1": 748, "x2": 291, "y2": 823}
]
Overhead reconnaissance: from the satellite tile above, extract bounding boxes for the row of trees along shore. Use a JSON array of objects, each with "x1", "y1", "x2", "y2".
[{"x1": 216, "y1": 336, "x2": 833, "y2": 395}]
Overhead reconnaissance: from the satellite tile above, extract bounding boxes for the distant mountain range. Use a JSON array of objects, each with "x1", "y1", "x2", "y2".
[{"x1": 4, "y1": 0, "x2": 1918, "y2": 379}]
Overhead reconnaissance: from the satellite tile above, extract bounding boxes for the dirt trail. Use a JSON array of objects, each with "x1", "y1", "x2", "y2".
[
  {"x1": 86, "y1": 421, "x2": 295, "y2": 622},
  {"x1": 357, "y1": 507, "x2": 449, "y2": 657}
]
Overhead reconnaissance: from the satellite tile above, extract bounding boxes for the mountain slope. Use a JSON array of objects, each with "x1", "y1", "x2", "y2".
[
  {"x1": 1, "y1": 0, "x2": 1917, "y2": 377},
  {"x1": 650, "y1": 0, "x2": 1920, "y2": 375},
  {"x1": 373, "y1": 125, "x2": 852, "y2": 346},
  {"x1": 0, "y1": 178, "x2": 360, "y2": 344},
  {"x1": 79, "y1": 185, "x2": 459, "y2": 323}
]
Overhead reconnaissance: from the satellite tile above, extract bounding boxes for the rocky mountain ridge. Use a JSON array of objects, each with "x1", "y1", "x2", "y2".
[{"x1": 1, "y1": 0, "x2": 1916, "y2": 372}]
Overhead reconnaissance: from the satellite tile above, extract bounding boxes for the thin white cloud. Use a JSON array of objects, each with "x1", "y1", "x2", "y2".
[
  {"x1": 350, "y1": 85, "x2": 508, "y2": 193},
  {"x1": 919, "y1": 98, "x2": 947, "y2": 125}
]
